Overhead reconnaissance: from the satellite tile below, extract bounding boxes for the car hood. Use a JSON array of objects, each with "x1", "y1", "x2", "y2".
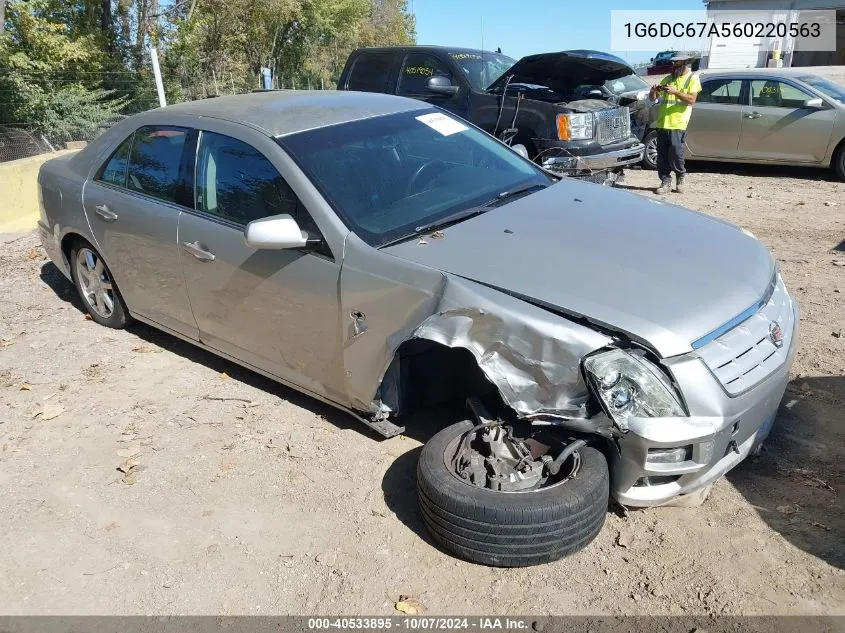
[
  {"x1": 488, "y1": 50, "x2": 635, "y2": 92},
  {"x1": 383, "y1": 181, "x2": 775, "y2": 358}
]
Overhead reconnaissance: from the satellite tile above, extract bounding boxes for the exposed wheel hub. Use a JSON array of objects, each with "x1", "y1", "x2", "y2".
[{"x1": 449, "y1": 421, "x2": 584, "y2": 493}]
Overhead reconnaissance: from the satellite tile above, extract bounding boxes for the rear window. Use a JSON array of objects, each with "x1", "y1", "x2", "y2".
[{"x1": 347, "y1": 52, "x2": 395, "y2": 92}]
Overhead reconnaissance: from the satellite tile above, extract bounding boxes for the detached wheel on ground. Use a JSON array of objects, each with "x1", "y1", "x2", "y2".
[
  {"x1": 69, "y1": 240, "x2": 129, "y2": 328},
  {"x1": 642, "y1": 130, "x2": 658, "y2": 170},
  {"x1": 417, "y1": 420, "x2": 609, "y2": 567}
]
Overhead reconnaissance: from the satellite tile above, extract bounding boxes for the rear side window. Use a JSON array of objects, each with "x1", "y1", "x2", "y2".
[
  {"x1": 98, "y1": 134, "x2": 133, "y2": 186},
  {"x1": 698, "y1": 79, "x2": 744, "y2": 105},
  {"x1": 398, "y1": 53, "x2": 454, "y2": 96},
  {"x1": 347, "y1": 52, "x2": 395, "y2": 92},
  {"x1": 126, "y1": 126, "x2": 189, "y2": 203},
  {"x1": 750, "y1": 79, "x2": 813, "y2": 109}
]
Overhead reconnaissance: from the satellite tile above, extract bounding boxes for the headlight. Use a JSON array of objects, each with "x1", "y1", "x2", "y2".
[
  {"x1": 583, "y1": 349, "x2": 685, "y2": 431},
  {"x1": 557, "y1": 113, "x2": 594, "y2": 140}
]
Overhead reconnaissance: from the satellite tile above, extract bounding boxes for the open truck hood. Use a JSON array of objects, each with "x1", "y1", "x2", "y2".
[
  {"x1": 383, "y1": 180, "x2": 775, "y2": 359},
  {"x1": 488, "y1": 49, "x2": 635, "y2": 91}
]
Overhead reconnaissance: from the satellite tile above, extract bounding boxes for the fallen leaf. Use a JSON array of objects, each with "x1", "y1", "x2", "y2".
[
  {"x1": 116, "y1": 445, "x2": 141, "y2": 458},
  {"x1": 777, "y1": 504, "x2": 800, "y2": 515},
  {"x1": 33, "y1": 403, "x2": 65, "y2": 421},
  {"x1": 121, "y1": 470, "x2": 139, "y2": 485},
  {"x1": 104, "y1": 521, "x2": 119, "y2": 531},
  {"x1": 19, "y1": 384, "x2": 32, "y2": 391},
  {"x1": 395, "y1": 596, "x2": 426, "y2": 615},
  {"x1": 220, "y1": 371, "x2": 229, "y2": 379},
  {"x1": 84, "y1": 313, "x2": 94, "y2": 321},
  {"x1": 26, "y1": 248, "x2": 41, "y2": 260},
  {"x1": 117, "y1": 458, "x2": 140, "y2": 474},
  {"x1": 811, "y1": 521, "x2": 831, "y2": 531},
  {"x1": 132, "y1": 345, "x2": 157, "y2": 353}
]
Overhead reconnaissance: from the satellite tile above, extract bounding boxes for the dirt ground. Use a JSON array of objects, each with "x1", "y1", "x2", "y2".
[{"x1": 0, "y1": 163, "x2": 843, "y2": 616}]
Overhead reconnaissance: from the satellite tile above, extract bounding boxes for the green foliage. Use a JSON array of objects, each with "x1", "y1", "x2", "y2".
[{"x1": 0, "y1": 0, "x2": 415, "y2": 144}]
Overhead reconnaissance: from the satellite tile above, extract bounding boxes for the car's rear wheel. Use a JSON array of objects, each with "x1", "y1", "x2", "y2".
[
  {"x1": 417, "y1": 420, "x2": 609, "y2": 567},
  {"x1": 70, "y1": 240, "x2": 129, "y2": 329},
  {"x1": 642, "y1": 130, "x2": 658, "y2": 170}
]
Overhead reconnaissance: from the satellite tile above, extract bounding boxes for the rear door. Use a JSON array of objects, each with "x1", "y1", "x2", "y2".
[
  {"x1": 738, "y1": 78, "x2": 837, "y2": 163},
  {"x1": 685, "y1": 77, "x2": 746, "y2": 159},
  {"x1": 342, "y1": 50, "x2": 399, "y2": 93},
  {"x1": 177, "y1": 127, "x2": 345, "y2": 403},
  {"x1": 82, "y1": 125, "x2": 198, "y2": 338}
]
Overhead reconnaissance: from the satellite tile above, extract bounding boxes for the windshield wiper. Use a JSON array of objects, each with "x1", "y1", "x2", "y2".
[{"x1": 378, "y1": 183, "x2": 547, "y2": 248}]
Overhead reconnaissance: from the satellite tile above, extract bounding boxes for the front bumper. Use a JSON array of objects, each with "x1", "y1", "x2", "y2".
[
  {"x1": 541, "y1": 142, "x2": 645, "y2": 173},
  {"x1": 609, "y1": 300, "x2": 799, "y2": 508}
]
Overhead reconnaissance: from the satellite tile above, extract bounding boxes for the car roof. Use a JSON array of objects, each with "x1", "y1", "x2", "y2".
[
  {"x1": 353, "y1": 45, "x2": 512, "y2": 56},
  {"x1": 146, "y1": 90, "x2": 429, "y2": 138},
  {"x1": 698, "y1": 68, "x2": 826, "y2": 80}
]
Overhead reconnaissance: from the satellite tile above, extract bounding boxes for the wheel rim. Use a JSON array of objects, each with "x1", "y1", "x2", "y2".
[
  {"x1": 646, "y1": 136, "x2": 658, "y2": 166},
  {"x1": 76, "y1": 247, "x2": 115, "y2": 319}
]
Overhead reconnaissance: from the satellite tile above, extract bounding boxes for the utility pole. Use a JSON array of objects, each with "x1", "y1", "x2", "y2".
[
  {"x1": 150, "y1": 47, "x2": 167, "y2": 107},
  {"x1": 1, "y1": 0, "x2": 6, "y2": 36}
]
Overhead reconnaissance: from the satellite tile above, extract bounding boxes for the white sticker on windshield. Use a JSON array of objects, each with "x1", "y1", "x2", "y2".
[{"x1": 415, "y1": 112, "x2": 468, "y2": 136}]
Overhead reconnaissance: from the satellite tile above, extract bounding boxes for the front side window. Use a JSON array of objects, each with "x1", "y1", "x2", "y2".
[
  {"x1": 278, "y1": 109, "x2": 551, "y2": 247},
  {"x1": 126, "y1": 126, "x2": 189, "y2": 203},
  {"x1": 98, "y1": 134, "x2": 133, "y2": 187},
  {"x1": 750, "y1": 80, "x2": 813, "y2": 108},
  {"x1": 398, "y1": 53, "x2": 455, "y2": 96},
  {"x1": 698, "y1": 79, "x2": 745, "y2": 105},
  {"x1": 347, "y1": 52, "x2": 395, "y2": 92}
]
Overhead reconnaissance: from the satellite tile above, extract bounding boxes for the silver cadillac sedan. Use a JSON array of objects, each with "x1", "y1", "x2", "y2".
[{"x1": 37, "y1": 90, "x2": 798, "y2": 567}]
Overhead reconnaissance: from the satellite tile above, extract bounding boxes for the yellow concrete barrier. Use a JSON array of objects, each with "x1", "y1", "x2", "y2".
[{"x1": 0, "y1": 150, "x2": 78, "y2": 234}]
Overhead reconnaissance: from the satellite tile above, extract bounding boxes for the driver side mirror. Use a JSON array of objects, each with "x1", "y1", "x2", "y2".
[
  {"x1": 245, "y1": 214, "x2": 308, "y2": 250},
  {"x1": 802, "y1": 97, "x2": 824, "y2": 109},
  {"x1": 427, "y1": 76, "x2": 459, "y2": 96}
]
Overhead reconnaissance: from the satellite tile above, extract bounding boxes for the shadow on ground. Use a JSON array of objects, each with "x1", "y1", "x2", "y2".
[{"x1": 728, "y1": 375, "x2": 845, "y2": 570}]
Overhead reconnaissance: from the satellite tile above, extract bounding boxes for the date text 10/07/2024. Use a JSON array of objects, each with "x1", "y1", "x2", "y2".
[{"x1": 307, "y1": 618, "x2": 533, "y2": 630}]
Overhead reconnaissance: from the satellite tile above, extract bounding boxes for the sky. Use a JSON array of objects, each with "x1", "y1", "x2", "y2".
[{"x1": 412, "y1": 0, "x2": 705, "y2": 65}]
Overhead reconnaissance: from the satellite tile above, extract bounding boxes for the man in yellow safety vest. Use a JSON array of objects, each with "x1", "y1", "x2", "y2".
[{"x1": 649, "y1": 54, "x2": 701, "y2": 194}]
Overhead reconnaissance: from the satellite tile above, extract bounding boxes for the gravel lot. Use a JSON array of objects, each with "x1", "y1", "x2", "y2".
[{"x1": 0, "y1": 163, "x2": 843, "y2": 615}]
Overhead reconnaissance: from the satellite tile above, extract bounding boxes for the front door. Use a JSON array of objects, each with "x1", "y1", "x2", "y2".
[
  {"x1": 177, "y1": 130, "x2": 344, "y2": 403},
  {"x1": 396, "y1": 52, "x2": 469, "y2": 119},
  {"x1": 82, "y1": 125, "x2": 197, "y2": 338},
  {"x1": 685, "y1": 78, "x2": 745, "y2": 159},
  {"x1": 738, "y1": 79, "x2": 837, "y2": 163}
]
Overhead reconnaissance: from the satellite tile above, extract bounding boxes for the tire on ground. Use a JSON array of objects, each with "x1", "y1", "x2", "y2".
[
  {"x1": 69, "y1": 239, "x2": 130, "y2": 329},
  {"x1": 417, "y1": 420, "x2": 609, "y2": 567}
]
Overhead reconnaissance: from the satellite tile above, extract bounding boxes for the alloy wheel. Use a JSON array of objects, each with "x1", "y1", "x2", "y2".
[{"x1": 75, "y1": 247, "x2": 115, "y2": 319}]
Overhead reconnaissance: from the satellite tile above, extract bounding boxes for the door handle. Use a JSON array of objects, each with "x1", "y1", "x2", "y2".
[
  {"x1": 744, "y1": 112, "x2": 762, "y2": 119},
  {"x1": 95, "y1": 204, "x2": 118, "y2": 222},
  {"x1": 182, "y1": 241, "x2": 216, "y2": 262}
]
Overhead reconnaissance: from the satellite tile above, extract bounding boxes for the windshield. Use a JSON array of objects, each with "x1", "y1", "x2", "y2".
[
  {"x1": 278, "y1": 109, "x2": 551, "y2": 247},
  {"x1": 604, "y1": 74, "x2": 648, "y2": 94},
  {"x1": 797, "y1": 75, "x2": 845, "y2": 104},
  {"x1": 449, "y1": 51, "x2": 516, "y2": 90}
]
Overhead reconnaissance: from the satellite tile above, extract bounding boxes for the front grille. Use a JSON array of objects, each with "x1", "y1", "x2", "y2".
[
  {"x1": 696, "y1": 275, "x2": 795, "y2": 396},
  {"x1": 596, "y1": 107, "x2": 630, "y2": 145}
]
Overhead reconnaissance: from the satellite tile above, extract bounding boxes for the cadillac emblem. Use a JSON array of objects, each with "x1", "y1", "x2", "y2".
[{"x1": 769, "y1": 321, "x2": 784, "y2": 348}]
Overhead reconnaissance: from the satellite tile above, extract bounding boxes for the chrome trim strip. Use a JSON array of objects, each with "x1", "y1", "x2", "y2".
[{"x1": 691, "y1": 270, "x2": 778, "y2": 350}]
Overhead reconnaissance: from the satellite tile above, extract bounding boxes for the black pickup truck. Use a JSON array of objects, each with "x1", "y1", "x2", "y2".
[{"x1": 337, "y1": 46, "x2": 645, "y2": 182}]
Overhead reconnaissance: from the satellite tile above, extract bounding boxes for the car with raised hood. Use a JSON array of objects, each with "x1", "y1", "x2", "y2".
[
  {"x1": 337, "y1": 46, "x2": 645, "y2": 183},
  {"x1": 38, "y1": 90, "x2": 797, "y2": 567}
]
